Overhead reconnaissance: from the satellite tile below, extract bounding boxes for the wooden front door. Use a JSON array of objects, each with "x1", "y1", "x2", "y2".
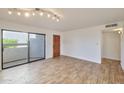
[{"x1": 53, "y1": 35, "x2": 60, "y2": 57}]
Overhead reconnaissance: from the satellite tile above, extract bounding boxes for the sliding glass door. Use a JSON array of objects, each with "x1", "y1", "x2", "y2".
[
  {"x1": 2, "y1": 30, "x2": 28, "y2": 68},
  {"x1": 29, "y1": 33, "x2": 45, "y2": 62},
  {"x1": 2, "y1": 29, "x2": 45, "y2": 69}
]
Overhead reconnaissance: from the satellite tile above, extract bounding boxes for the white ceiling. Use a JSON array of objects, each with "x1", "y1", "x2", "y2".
[{"x1": 0, "y1": 8, "x2": 124, "y2": 31}]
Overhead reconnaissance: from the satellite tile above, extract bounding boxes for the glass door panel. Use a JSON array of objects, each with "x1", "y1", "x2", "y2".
[
  {"x1": 29, "y1": 33, "x2": 45, "y2": 62},
  {"x1": 2, "y1": 30, "x2": 28, "y2": 68}
]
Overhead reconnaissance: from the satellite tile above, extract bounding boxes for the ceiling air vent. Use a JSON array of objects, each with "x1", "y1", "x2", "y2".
[{"x1": 105, "y1": 23, "x2": 118, "y2": 28}]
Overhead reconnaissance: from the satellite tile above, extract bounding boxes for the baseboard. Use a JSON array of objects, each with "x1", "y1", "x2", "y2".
[
  {"x1": 102, "y1": 58, "x2": 120, "y2": 63},
  {"x1": 121, "y1": 63, "x2": 124, "y2": 71},
  {"x1": 61, "y1": 55, "x2": 100, "y2": 64}
]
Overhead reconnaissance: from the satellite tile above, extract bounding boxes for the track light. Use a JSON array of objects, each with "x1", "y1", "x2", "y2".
[
  {"x1": 40, "y1": 12, "x2": 43, "y2": 16},
  {"x1": 25, "y1": 12, "x2": 30, "y2": 17},
  {"x1": 32, "y1": 12, "x2": 35, "y2": 16},
  {"x1": 47, "y1": 14, "x2": 51, "y2": 18},
  {"x1": 118, "y1": 31, "x2": 121, "y2": 34},
  {"x1": 17, "y1": 12, "x2": 21, "y2": 16},
  {"x1": 8, "y1": 11, "x2": 12, "y2": 15},
  {"x1": 7, "y1": 8, "x2": 61, "y2": 22},
  {"x1": 56, "y1": 19, "x2": 60, "y2": 22}
]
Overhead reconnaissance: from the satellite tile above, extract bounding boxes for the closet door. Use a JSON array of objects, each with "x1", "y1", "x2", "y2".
[{"x1": 29, "y1": 33, "x2": 45, "y2": 62}]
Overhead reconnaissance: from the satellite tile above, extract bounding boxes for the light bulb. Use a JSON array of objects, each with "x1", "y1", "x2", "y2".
[
  {"x1": 17, "y1": 12, "x2": 21, "y2": 16},
  {"x1": 118, "y1": 31, "x2": 121, "y2": 34},
  {"x1": 32, "y1": 12, "x2": 35, "y2": 16},
  {"x1": 40, "y1": 12, "x2": 43, "y2": 16},
  {"x1": 47, "y1": 14, "x2": 51, "y2": 18},
  {"x1": 8, "y1": 11, "x2": 12, "y2": 15},
  {"x1": 56, "y1": 19, "x2": 60, "y2": 22},
  {"x1": 25, "y1": 12, "x2": 30, "y2": 17}
]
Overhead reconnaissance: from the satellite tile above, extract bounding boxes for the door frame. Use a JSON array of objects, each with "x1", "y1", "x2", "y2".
[
  {"x1": 1, "y1": 29, "x2": 46, "y2": 69},
  {"x1": 53, "y1": 35, "x2": 60, "y2": 57},
  {"x1": 101, "y1": 30, "x2": 121, "y2": 63}
]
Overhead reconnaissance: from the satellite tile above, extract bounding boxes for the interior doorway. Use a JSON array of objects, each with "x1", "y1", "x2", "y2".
[
  {"x1": 102, "y1": 29, "x2": 121, "y2": 63},
  {"x1": 53, "y1": 35, "x2": 60, "y2": 57},
  {"x1": 1, "y1": 29, "x2": 45, "y2": 69}
]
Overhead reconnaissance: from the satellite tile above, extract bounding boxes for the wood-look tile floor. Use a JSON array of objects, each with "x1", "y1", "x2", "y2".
[{"x1": 0, "y1": 56, "x2": 124, "y2": 84}]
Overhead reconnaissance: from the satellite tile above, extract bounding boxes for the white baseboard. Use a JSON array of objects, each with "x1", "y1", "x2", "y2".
[
  {"x1": 61, "y1": 54, "x2": 101, "y2": 64},
  {"x1": 121, "y1": 63, "x2": 124, "y2": 70}
]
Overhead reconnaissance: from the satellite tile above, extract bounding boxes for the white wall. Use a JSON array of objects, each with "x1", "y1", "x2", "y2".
[
  {"x1": 0, "y1": 20, "x2": 61, "y2": 70},
  {"x1": 62, "y1": 21, "x2": 124, "y2": 64},
  {"x1": 102, "y1": 32, "x2": 121, "y2": 60},
  {"x1": 121, "y1": 26, "x2": 124, "y2": 70},
  {"x1": 62, "y1": 26, "x2": 103, "y2": 63}
]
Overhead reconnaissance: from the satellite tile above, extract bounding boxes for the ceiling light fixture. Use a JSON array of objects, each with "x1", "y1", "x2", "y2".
[
  {"x1": 25, "y1": 12, "x2": 30, "y2": 17},
  {"x1": 56, "y1": 19, "x2": 60, "y2": 22},
  {"x1": 118, "y1": 31, "x2": 121, "y2": 34},
  {"x1": 32, "y1": 12, "x2": 35, "y2": 16},
  {"x1": 17, "y1": 12, "x2": 21, "y2": 16},
  {"x1": 7, "y1": 8, "x2": 62, "y2": 22},
  {"x1": 47, "y1": 14, "x2": 51, "y2": 18},
  {"x1": 112, "y1": 28, "x2": 123, "y2": 35},
  {"x1": 8, "y1": 11, "x2": 12, "y2": 15},
  {"x1": 40, "y1": 12, "x2": 43, "y2": 16}
]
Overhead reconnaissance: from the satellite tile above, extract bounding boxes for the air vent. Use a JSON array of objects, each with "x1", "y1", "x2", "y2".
[{"x1": 105, "y1": 23, "x2": 118, "y2": 28}]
